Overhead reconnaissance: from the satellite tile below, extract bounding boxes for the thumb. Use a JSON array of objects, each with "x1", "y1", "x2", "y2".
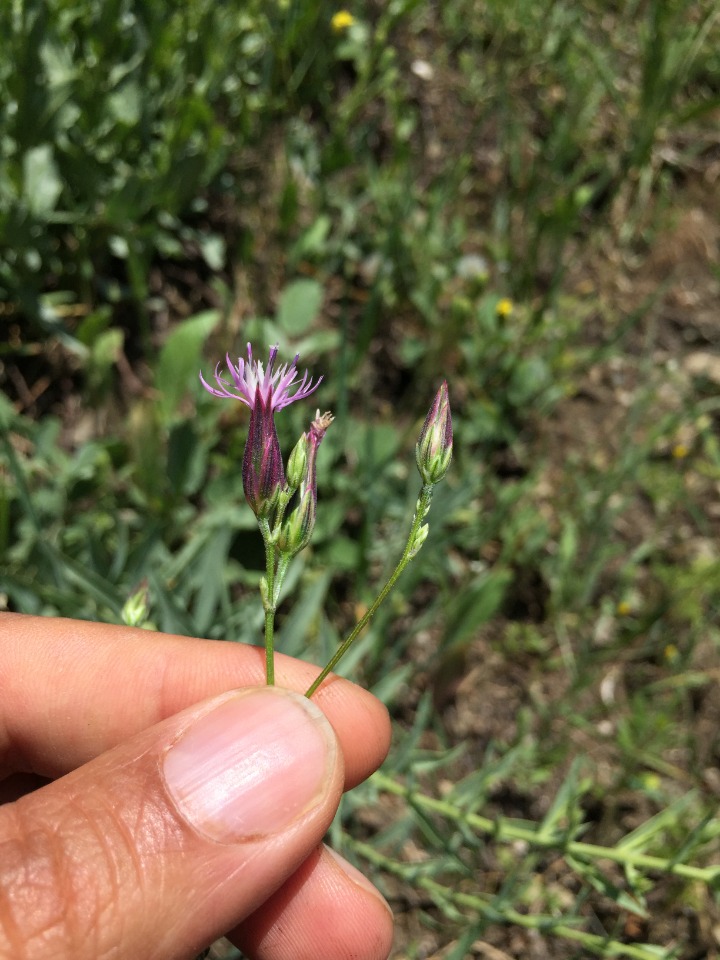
[{"x1": 0, "y1": 687, "x2": 343, "y2": 960}]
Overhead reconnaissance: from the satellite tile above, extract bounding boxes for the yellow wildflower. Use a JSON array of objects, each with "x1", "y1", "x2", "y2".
[
  {"x1": 331, "y1": 10, "x2": 355, "y2": 31},
  {"x1": 640, "y1": 772, "x2": 661, "y2": 792},
  {"x1": 496, "y1": 297, "x2": 513, "y2": 318},
  {"x1": 616, "y1": 600, "x2": 632, "y2": 616},
  {"x1": 671, "y1": 443, "x2": 689, "y2": 459}
]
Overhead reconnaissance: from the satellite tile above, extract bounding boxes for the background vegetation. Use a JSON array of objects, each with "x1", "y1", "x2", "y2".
[{"x1": 2, "y1": 0, "x2": 720, "y2": 956}]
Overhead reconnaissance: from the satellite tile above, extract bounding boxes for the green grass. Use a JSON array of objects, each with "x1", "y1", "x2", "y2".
[{"x1": 3, "y1": 0, "x2": 720, "y2": 956}]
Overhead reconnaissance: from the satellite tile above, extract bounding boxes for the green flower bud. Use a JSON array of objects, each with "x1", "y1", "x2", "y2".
[
  {"x1": 121, "y1": 580, "x2": 151, "y2": 627},
  {"x1": 277, "y1": 410, "x2": 334, "y2": 557},
  {"x1": 277, "y1": 487, "x2": 316, "y2": 556},
  {"x1": 416, "y1": 381, "x2": 453, "y2": 485},
  {"x1": 286, "y1": 434, "x2": 309, "y2": 491}
]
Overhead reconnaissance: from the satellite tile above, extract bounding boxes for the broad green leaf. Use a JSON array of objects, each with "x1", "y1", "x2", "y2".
[
  {"x1": 199, "y1": 234, "x2": 226, "y2": 270},
  {"x1": 157, "y1": 311, "x2": 220, "y2": 419},
  {"x1": 23, "y1": 145, "x2": 63, "y2": 217},
  {"x1": 507, "y1": 355, "x2": 551, "y2": 407},
  {"x1": 277, "y1": 278, "x2": 324, "y2": 335},
  {"x1": 107, "y1": 81, "x2": 141, "y2": 125}
]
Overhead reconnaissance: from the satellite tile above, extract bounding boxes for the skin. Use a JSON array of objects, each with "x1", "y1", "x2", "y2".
[{"x1": 0, "y1": 613, "x2": 394, "y2": 960}]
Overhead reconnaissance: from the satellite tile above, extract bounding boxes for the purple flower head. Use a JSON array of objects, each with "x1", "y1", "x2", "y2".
[
  {"x1": 416, "y1": 381, "x2": 453, "y2": 484},
  {"x1": 201, "y1": 344, "x2": 322, "y2": 517},
  {"x1": 200, "y1": 343, "x2": 321, "y2": 411},
  {"x1": 242, "y1": 386, "x2": 285, "y2": 518}
]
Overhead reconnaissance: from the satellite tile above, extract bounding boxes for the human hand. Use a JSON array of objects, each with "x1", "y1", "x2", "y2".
[{"x1": 0, "y1": 614, "x2": 393, "y2": 960}]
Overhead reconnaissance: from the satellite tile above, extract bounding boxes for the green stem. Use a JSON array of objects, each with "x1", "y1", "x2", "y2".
[
  {"x1": 257, "y1": 485, "x2": 299, "y2": 685},
  {"x1": 372, "y1": 772, "x2": 720, "y2": 884},
  {"x1": 259, "y1": 518, "x2": 276, "y2": 685},
  {"x1": 305, "y1": 484, "x2": 434, "y2": 698}
]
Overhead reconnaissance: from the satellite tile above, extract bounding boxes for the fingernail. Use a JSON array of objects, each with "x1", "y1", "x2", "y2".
[{"x1": 163, "y1": 688, "x2": 336, "y2": 842}]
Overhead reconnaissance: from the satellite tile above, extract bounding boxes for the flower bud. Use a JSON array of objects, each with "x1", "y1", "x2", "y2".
[
  {"x1": 242, "y1": 386, "x2": 285, "y2": 517},
  {"x1": 286, "y1": 434, "x2": 309, "y2": 492},
  {"x1": 277, "y1": 486, "x2": 317, "y2": 556},
  {"x1": 416, "y1": 381, "x2": 453, "y2": 484},
  {"x1": 121, "y1": 579, "x2": 151, "y2": 628},
  {"x1": 277, "y1": 410, "x2": 333, "y2": 556}
]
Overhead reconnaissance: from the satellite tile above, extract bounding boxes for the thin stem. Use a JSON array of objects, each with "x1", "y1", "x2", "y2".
[
  {"x1": 259, "y1": 518, "x2": 276, "y2": 685},
  {"x1": 372, "y1": 772, "x2": 720, "y2": 884},
  {"x1": 305, "y1": 484, "x2": 434, "y2": 698},
  {"x1": 257, "y1": 487, "x2": 298, "y2": 685}
]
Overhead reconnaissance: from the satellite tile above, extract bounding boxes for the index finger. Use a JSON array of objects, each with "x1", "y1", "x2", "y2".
[{"x1": 0, "y1": 613, "x2": 390, "y2": 789}]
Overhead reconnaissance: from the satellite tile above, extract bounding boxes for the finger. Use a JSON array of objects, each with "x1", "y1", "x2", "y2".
[
  {"x1": 0, "y1": 614, "x2": 390, "y2": 789},
  {"x1": 230, "y1": 844, "x2": 394, "y2": 960},
  {"x1": 0, "y1": 687, "x2": 346, "y2": 960}
]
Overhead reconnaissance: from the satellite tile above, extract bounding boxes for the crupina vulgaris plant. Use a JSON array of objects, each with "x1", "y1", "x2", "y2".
[{"x1": 200, "y1": 343, "x2": 452, "y2": 695}]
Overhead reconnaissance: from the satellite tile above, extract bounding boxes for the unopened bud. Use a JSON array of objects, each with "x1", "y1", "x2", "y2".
[
  {"x1": 416, "y1": 381, "x2": 453, "y2": 484},
  {"x1": 121, "y1": 579, "x2": 151, "y2": 627},
  {"x1": 277, "y1": 487, "x2": 317, "y2": 556},
  {"x1": 277, "y1": 410, "x2": 334, "y2": 557},
  {"x1": 286, "y1": 434, "x2": 309, "y2": 491}
]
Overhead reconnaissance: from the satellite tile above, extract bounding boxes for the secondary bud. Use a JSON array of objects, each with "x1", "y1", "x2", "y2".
[
  {"x1": 416, "y1": 381, "x2": 453, "y2": 484},
  {"x1": 277, "y1": 485, "x2": 317, "y2": 556},
  {"x1": 278, "y1": 411, "x2": 333, "y2": 556},
  {"x1": 286, "y1": 434, "x2": 310, "y2": 492}
]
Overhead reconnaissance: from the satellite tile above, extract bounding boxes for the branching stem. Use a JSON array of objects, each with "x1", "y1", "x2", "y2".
[{"x1": 372, "y1": 772, "x2": 720, "y2": 884}]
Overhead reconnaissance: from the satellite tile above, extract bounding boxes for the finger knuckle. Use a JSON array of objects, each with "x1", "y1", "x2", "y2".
[
  {"x1": 0, "y1": 782, "x2": 174, "y2": 960},
  {"x1": 0, "y1": 806, "x2": 96, "y2": 959}
]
